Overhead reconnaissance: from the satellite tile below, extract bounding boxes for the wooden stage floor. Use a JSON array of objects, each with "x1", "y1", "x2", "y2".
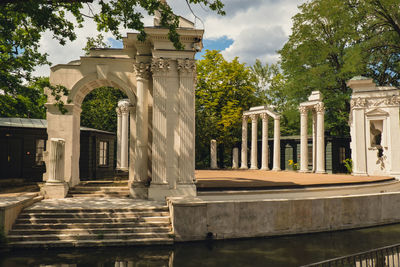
[{"x1": 195, "y1": 170, "x2": 394, "y2": 191}]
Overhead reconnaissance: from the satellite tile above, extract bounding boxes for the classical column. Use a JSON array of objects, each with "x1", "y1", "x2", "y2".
[
  {"x1": 118, "y1": 99, "x2": 130, "y2": 171},
  {"x1": 260, "y1": 113, "x2": 269, "y2": 170},
  {"x1": 150, "y1": 58, "x2": 170, "y2": 186},
  {"x1": 240, "y1": 115, "x2": 249, "y2": 169},
  {"x1": 272, "y1": 116, "x2": 281, "y2": 171},
  {"x1": 299, "y1": 106, "x2": 309, "y2": 172},
  {"x1": 133, "y1": 62, "x2": 150, "y2": 183},
  {"x1": 177, "y1": 58, "x2": 197, "y2": 188},
  {"x1": 250, "y1": 114, "x2": 258, "y2": 169},
  {"x1": 315, "y1": 102, "x2": 326, "y2": 173},
  {"x1": 312, "y1": 110, "x2": 317, "y2": 172},
  {"x1": 116, "y1": 107, "x2": 122, "y2": 170},
  {"x1": 232, "y1": 147, "x2": 239, "y2": 169},
  {"x1": 210, "y1": 139, "x2": 218, "y2": 169},
  {"x1": 47, "y1": 138, "x2": 66, "y2": 182}
]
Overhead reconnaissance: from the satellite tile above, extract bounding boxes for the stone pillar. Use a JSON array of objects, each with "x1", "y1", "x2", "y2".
[
  {"x1": 312, "y1": 111, "x2": 317, "y2": 172},
  {"x1": 315, "y1": 102, "x2": 326, "y2": 173},
  {"x1": 272, "y1": 116, "x2": 281, "y2": 171},
  {"x1": 116, "y1": 107, "x2": 122, "y2": 169},
  {"x1": 232, "y1": 147, "x2": 239, "y2": 169},
  {"x1": 299, "y1": 106, "x2": 309, "y2": 172},
  {"x1": 250, "y1": 114, "x2": 258, "y2": 169},
  {"x1": 118, "y1": 99, "x2": 130, "y2": 171},
  {"x1": 149, "y1": 57, "x2": 171, "y2": 199},
  {"x1": 177, "y1": 58, "x2": 197, "y2": 194},
  {"x1": 210, "y1": 139, "x2": 218, "y2": 169},
  {"x1": 240, "y1": 115, "x2": 248, "y2": 169},
  {"x1": 260, "y1": 113, "x2": 269, "y2": 170},
  {"x1": 132, "y1": 62, "x2": 150, "y2": 197},
  {"x1": 43, "y1": 138, "x2": 68, "y2": 198}
]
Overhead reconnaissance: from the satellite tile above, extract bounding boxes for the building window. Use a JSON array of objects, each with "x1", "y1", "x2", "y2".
[
  {"x1": 339, "y1": 147, "x2": 346, "y2": 163},
  {"x1": 35, "y1": 139, "x2": 45, "y2": 166},
  {"x1": 99, "y1": 141, "x2": 108, "y2": 166}
]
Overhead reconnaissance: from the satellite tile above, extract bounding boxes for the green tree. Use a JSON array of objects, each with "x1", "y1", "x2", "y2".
[
  {"x1": 279, "y1": 0, "x2": 400, "y2": 136},
  {"x1": 81, "y1": 87, "x2": 127, "y2": 133},
  {"x1": 0, "y1": 0, "x2": 224, "y2": 118},
  {"x1": 0, "y1": 76, "x2": 47, "y2": 118},
  {"x1": 195, "y1": 50, "x2": 260, "y2": 168}
]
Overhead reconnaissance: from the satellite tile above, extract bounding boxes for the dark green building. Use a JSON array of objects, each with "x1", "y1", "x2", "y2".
[{"x1": 0, "y1": 118, "x2": 115, "y2": 181}]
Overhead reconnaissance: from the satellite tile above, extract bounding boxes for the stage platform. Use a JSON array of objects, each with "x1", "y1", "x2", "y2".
[{"x1": 195, "y1": 170, "x2": 395, "y2": 191}]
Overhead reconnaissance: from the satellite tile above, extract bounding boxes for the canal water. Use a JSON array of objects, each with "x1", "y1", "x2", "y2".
[{"x1": 2, "y1": 223, "x2": 400, "y2": 267}]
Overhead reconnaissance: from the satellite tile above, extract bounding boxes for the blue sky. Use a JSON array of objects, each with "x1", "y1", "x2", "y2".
[{"x1": 33, "y1": 1, "x2": 304, "y2": 77}]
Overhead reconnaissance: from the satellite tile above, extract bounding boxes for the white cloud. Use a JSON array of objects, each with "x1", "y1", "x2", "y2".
[{"x1": 32, "y1": 0, "x2": 305, "y2": 77}]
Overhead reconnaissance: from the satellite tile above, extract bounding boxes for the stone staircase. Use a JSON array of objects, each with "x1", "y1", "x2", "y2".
[
  {"x1": 7, "y1": 200, "x2": 174, "y2": 248},
  {"x1": 67, "y1": 179, "x2": 130, "y2": 198}
]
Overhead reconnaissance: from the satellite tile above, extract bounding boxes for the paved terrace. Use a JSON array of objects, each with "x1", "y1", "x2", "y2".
[{"x1": 195, "y1": 170, "x2": 394, "y2": 191}]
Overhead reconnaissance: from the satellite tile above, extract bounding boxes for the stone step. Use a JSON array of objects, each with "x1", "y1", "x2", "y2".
[
  {"x1": 24, "y1": 206, "x2": 169, "y2": 213},
  {"x1": 13, "y1": 221, "x2": 171, "y2": 230},
  {"x1": 78, "y1": 181, "x2": 128, "y2": 186},
  {"x1": 8, "y1": 237, "x2": 173, "y2": 248},
  {"x1": 69, "y1": 186, "x2": 129, "y2": 192},
  {"x1": 67, "y1": 193, "x2": 130, "y2": 198},
  {"x1": 7, "y1": 232, "x2": 173, "y2": 242},
  {"x1": 15, "y1": 216, "x2": 170, "y2": 224},
  {"x1": 8, "y1": 226, "x2": 171, "y2": 236},
  {"x1": 19, "y1": 211, "x2": 170, "y2": 219}
]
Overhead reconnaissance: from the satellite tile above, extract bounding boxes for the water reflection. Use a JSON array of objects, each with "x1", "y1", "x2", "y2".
[{"x1": 3, "y1": 223, "x2": 400, "y2": 267}]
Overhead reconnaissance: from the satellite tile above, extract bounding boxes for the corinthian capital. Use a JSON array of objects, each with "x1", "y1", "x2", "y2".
[
  {"x1": 315, "y1": 102, "x2": 325, "y2": 113},
  {"x1": 299, "y1": 106, "x2": 308, "y2": 114},
  {"x1": 133, "y1": 62, "x2": 150, "y2": 80},
  {"x1": 250, "y1": 114, "x2": 258, "y2": 121},
  {"x1": 260, "y1": 113, "x2": 269, "y2": 121},
  {"x1": 151, "y1": 57, "x2": 170, "y2": 74},
  {"x1": 177, "y1": 58, "x2": 196, "y2": 74}
]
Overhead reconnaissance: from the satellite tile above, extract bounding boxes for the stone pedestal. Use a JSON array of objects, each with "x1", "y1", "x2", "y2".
[
  {"x1": 43, "y1": 138, "x2": 69, "y2": 199},
  {"x1": 232, "y1": 147, "x2": 239, "y2": 169},
  {"x1": 210, "y1": 139, "x2": 218, "y2": 169}
]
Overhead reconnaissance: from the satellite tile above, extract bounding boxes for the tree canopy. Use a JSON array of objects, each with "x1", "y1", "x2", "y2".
[{"x1": 195, "y1": 50, "x2": 260, "y2": 168}]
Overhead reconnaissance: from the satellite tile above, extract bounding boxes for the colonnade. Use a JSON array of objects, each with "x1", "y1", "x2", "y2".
[
  {"x1": 116, "y1": 99, "x2": 133, "y2": 171},
  {"x1": 299, "y1": 91, "x2": 326, "y2": 173},
  {"x1": 240, "y1": 106, "x2": 281, "y2": 171}
]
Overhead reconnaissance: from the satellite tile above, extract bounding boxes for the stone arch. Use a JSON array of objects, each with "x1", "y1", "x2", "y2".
[{"x1": 69, "y1": 73, "x2": 137, "y2": 106}]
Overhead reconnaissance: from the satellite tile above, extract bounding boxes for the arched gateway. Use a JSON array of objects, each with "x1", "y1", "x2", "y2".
[{"x1": 43, "y1": 18, "x2": 203, "y2": 200}]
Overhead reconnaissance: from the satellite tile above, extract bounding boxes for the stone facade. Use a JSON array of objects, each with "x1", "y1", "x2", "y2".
[
  {"x1": 347, "y1": 77, "x2": 400, "y2": 177},
  {"x1": 44, "y1": 15, "x2": 203, "y2": 200}
]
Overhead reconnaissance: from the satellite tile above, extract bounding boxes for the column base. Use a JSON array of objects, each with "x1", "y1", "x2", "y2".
[
  {"x1": 260, "y1": 167, "x2": 269, "y2": 171},
  {"x1": 250, "y1": 166, "x2": 258, "y2": 170},
  {"x1": 42, "y1": 181, "x2": 69, "y2": 199},
  {"x1": 240, "y1": 166, "x2": 248, "y2": 170},
  {"x1": 352, "y1": 172, "x2": 368, "y2": 176},
  {"x1": 148, "y1": 183, "x2": 196, "y2": 201},
  {"x1": 272, "y1": 167, "x2": 281, "y2": 171},
  {"x1": 299, "y1": 169, "x2": 310, "y2": 173},
  {"x1": 130, "y1": 181, "x2": 148, "y2": 199},
  {"x1": 315, "y1": 170, "x2": 327, "y2": 174}
]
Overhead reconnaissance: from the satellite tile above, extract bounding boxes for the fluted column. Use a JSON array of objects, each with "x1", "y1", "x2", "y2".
[
  {"x1": 118, "y1": 99, "x2": 131, "y2": 171},
  {"x1": 116, "y1": 107, "x2": 122, "y2": 169},
  {"x1": 260, "y1": 113, "x2": 269, "y2": 170},
  {"x1": 133, "y1": 62, "x2": 150, "y2": 183},
  {"x1": 316, "y1": 102, "x2": 326, "y2": 173},
  {"x1": 150, "y1": 58, "x2": 170, "y2": 185},
  {"x1": 250, "y1": 114, "x2": 258, "y2": 169},
  {"x1": 240, "y1": 115, "x2": 248, "y2": 169},
  {"x1": 47, "y1": 138, "x2": 66, "y2": 182},
  {"x1": 177, "y1": 58, "x2": 197, "y2": 186},
  {"x1": 300, "y1": 106, "x2": 309, "y2": 172},
  {"x1": 272, "y1": 116, "x2": 281, "y2": 171}
]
